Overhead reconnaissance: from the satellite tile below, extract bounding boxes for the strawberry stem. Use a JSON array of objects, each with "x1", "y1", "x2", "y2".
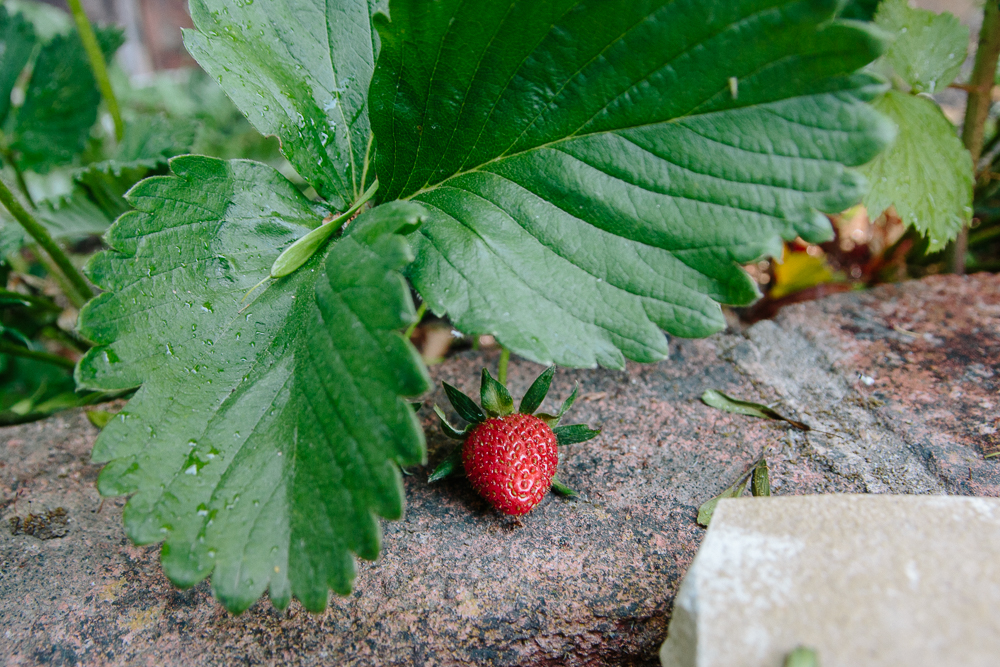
[
  {"x1": 497, "y1": 347, "x2": 510, "y2": 385},
  {"x1": 404, "y1": 301, "x2": 427, "y2": 339}
]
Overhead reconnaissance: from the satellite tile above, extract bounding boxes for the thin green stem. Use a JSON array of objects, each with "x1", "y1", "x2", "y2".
[
  {"x1": 0, "y1": 177, "x2": 93, "y2": 306},
  {"x1": 404, "y1": 301, "x2": 427, "y2": 339},
  {"x1": 953, "y1": 1, "x2": 1000, "y2": 275},
  {"x1": 66, "y1": 0, "x2": 123, "y2": 141},
  {"x1": 41, "y1": 325, "x2": 92, "y2": 353},
  {"x1": 3, "y1": 151, "x2": 34, "y2": 207},
  {"x1": 497, "y1": 347, "x2": 510, "y2": 386},
  {"x1": 0, "y1": 340, "x2": 76, "y2": 370},
  {"x1": 360, "y1": 131, "x2": 375, "y2": 194},
  {"x1": 31, "y1": 246, "x2": 86, "y2": 309}
]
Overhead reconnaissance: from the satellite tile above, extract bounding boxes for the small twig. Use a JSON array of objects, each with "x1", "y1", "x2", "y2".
[
  {"x1": 0, "y1": 177, "x2": 93, "y2": 307},
  {"x1": 66, "y1": 0, "x2": 123, "y2": 141}
]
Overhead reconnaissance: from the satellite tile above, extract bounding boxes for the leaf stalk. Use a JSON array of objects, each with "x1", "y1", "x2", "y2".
[
  {"x1": 66, "y1": 0, "x2": 124, "y2": 141},
  {"x1": 0, "y1": 177, "x2": 93, "y2": 307},
  {"x1": 2, "y1": 149, "x2": 33, "y2": 207},
  {"x1": 404, "y1": 301, "x2": 427, "y2": 339},
  {"x1": 497, "y1": 347, "x2": 510, "y2": 386}
]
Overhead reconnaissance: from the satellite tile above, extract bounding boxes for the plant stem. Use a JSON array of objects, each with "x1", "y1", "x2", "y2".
[
  {"x1": 32, "y1": 246, "x2": 86, "y2": 309},
  {"x1": 497, "y1": 347, "x2": 510, "y2": 385},
  {"x1": 0, "y1": 340, "x2": 76, "y2": 370},
  {"x1": 2, "y1": 151, "x2": 34, "y2": 207},
  {"x1": 404, "y1": 301, "x2": 427, "y2": 339},
  {"x1": 0, "y1": 288, "x2": 61, "y2": 311},
  {"x1": 0, "y1": 177, "x2": 93, "y2": 306},
  {"x1": 954, "y1": 0, "x2": 1000, "y2": 274},
  {"x1": 360, "y1": 131, "x2": 375, "y2": 196},
  {"x1": 66, "y1": 0, "x2": 123, "y2": 141},
  {"x1": 41, "y1": 325, "x2": 92, "y2": 352}
]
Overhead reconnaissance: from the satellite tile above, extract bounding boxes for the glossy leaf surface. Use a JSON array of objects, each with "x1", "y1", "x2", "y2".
[
  {"x1": 77, "y1": 156, "x2": 429, "y2": 612},
  {"x1": 184, "y1": 0, "x2": 386, "y2": 209},
  {"x1": 859, "y1": 91, "x2": 972, "y2": 252},
  {"x1": 8, "y1": 26, "x2": 123, "y2": 172},
  {"x1": 0, "y1": 7, "x2": 35, "y2": 124},
  {"x1": 371, "y1": 0, "x2": 893, "y2": 368},
  {"x1": 875, "y1": 0, "x2": 968, "y2": 94}
]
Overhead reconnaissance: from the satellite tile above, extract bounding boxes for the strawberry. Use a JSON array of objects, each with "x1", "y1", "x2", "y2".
[
  {"x1": 463, "y1": 413, "x2": 558, "y2": 515},
  {"x1": 430, "y1": 366, "x2": 600, "y2": 516}
]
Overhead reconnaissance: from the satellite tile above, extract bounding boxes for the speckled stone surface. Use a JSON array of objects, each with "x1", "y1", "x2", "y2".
[{"x1": 2, "y1": 273, "x2": 998, "y2": 666}]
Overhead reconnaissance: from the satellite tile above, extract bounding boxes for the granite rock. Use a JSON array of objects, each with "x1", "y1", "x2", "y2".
[{"x1": 1, "y1": 273, "x2": 999, "y2": 666}]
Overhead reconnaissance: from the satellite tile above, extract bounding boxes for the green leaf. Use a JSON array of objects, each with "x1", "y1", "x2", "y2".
[
  {"x1": 784, "y1": 647, "x2": 819, "y2": 667},
  {"x1": 74, "y1": 115, "x2": 199, "y2": 220},
  {"x1": 36, "y1": 188, "x2": 114, "y2": 236},
  {"x1": 859, "y1": 91, "x2": 973, "y2": 252},
  {"x1": 86, "y1": 409, "x2": 113, "y2": 429},
  {"x1": 519, "y1": 366, "x2": 555, "y2": 415},
  {"x1": 480, "y1": 367, "x2": 513, "y2": 418},
  {"x1": 4, "y1": 0, "x2": 73, "y2": 42},
  {"x1": 701, "y1": 389, "x2": 810, "y2": 431},
  {"x1": 428, "y1": 447, "x2": 464, "y2": 482},
  {"x1": 114, "y1": 114, "x2": 199, "y2": 164},
  {"x1": 538, "y1": 383, "x2": 581, "y2": 427},
  {"x1": 7, "y1": 25, "x2": 124, "y2": 172},
  {"x1": 550, "y1": 476, "x2": 577, "y2": 497},
  {"x1": 752, "y1": 458, "x2": 771, "y2": 497},
  {"x1": 696, "y1": 454, "x2": 768, "y2": 526},
  {"x1": 432, "y1": 404, "x2": 468, "y2": 440},
  {"x1": 183, "y1": 0, "x2": 385, "y2": 209},
  {"x1": 76, "y1": 155, "x2": 430, "y2": 613},
  {"x1": 838, "y1": 0, "x2": 878, "y2": 21},
  {"x1": 696, "y1": 475, "x2": 749, "y2": 528},
  {"x1": 442, "y1": 382, "x2": 485, "y2": 425},
  {"x1": 0, "y1": 6, "x2": 36, "y2": 125},
  {"x1": 269, "y1": 179, "x2": 380, "y2": 278},
  {"x1": 0, "y1": 183, "x2": 115, "y2": 257},
  {"x1": 875, "y1": 0, "x2": 968, "y2": 94},
  {"x1": 553, "y1": 423, "x2": 601, "y2": 446},
  {"x1": 556, "y1": 384, "x2": 579, "y2": 420},
  {"x1": 370, "y1": 0, "x2": 893, "y2": 368}
]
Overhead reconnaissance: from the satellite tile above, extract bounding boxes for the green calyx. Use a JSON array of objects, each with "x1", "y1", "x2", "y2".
[
  {"x1": 429, "y1": 364, "x2": 600, "y2": 491},
  {"x1": 480, "y1": 368, "x2": 513, "y2": 417},
  {"x1": 433, "y1": 365, "x2": 600, "y2": 444}
]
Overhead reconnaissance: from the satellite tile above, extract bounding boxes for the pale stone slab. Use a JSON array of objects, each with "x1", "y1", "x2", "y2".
[{"x1": 661, "y1": 495, "x2": 1000, "y2": 667}]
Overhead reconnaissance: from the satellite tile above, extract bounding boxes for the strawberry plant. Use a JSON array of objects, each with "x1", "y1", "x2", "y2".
[
  {"x1": 0, "y1": 1, "x2": 281, "y2": 424},
  {"x1": 858, "y1": 0, "x2": 974, "y2": 254},
  {"x1": 4, "y1": 0, "x2": 899, "y2": 613}
]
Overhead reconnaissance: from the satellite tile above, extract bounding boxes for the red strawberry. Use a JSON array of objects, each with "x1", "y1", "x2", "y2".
[
  {"x1": 463, "y1": 413, "x2": 558, "y2": 515},
  {"x1": 430, "y1": 366, "x2": 600, "y2": 516}
]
